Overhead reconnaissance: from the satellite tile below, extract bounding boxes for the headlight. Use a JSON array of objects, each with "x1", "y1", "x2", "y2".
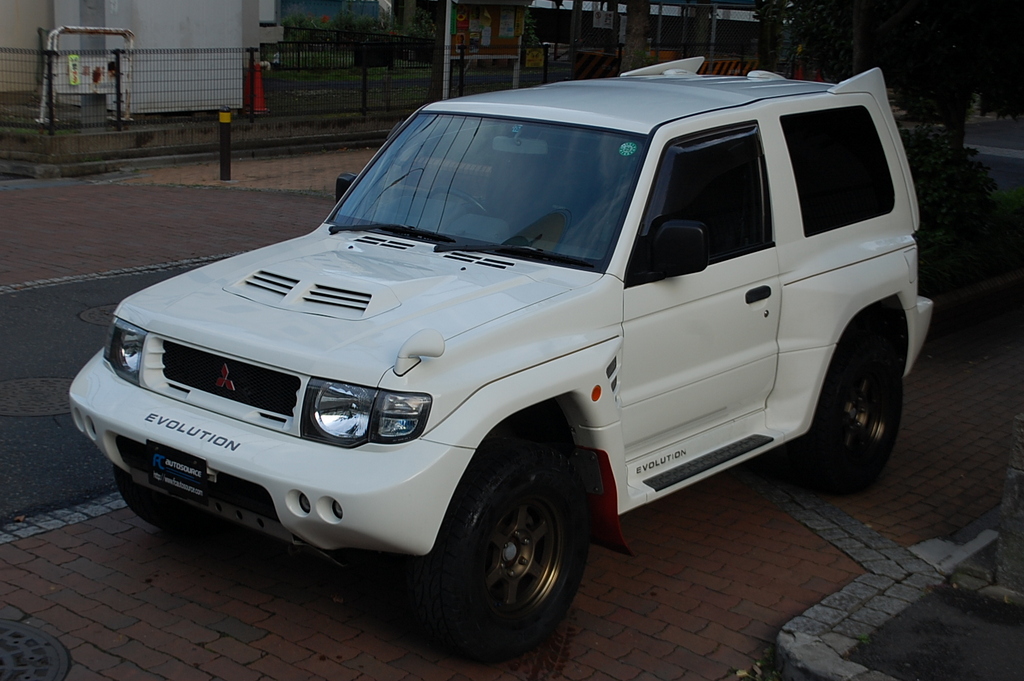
[
  {"x1": 104, "y1": 318, "x2": 148, "y2": 385},
  {"x1": 302, "y1": 378, "x2": 431, "y2": 447}
]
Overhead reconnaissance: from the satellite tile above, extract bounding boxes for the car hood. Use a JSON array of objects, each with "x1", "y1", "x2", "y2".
[{"x1": 116, "y1": 230, "x2": 601, "y2": 386}]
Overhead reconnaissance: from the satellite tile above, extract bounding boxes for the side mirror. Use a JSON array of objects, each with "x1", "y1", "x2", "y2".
[
  {"x1": 335, "y1": 172, "x2": 357, "y2": 203},
  {"x1": 650, "y1": 219, "x2": 709, "y2": 279}
]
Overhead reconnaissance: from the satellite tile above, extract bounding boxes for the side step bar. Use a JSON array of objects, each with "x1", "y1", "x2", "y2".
[{"x1": 644, "y1": 434, "x2": 774, "y2": 491}]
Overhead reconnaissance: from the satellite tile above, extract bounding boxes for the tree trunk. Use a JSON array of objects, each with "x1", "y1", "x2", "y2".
[
  {"x1": 403, "y1": 0, "x2": 417, "y2": 33},
  {"x1": 755, "y1": 0, "x2": 784, "y2": 72},
  {"x1": 852, "y1": 0, "x2": 874, "y2": 74},
  {"x1": 426, "y1": 0, "x2": 447, "y2": 102},
  {"x1": 622, "y1": 0, "x2": 651, "y2": 71},
  {"x1": 937, "y1": 89, "x2": 972, "y2": 148}
]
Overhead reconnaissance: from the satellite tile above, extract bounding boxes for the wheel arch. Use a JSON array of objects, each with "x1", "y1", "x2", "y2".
[
  {"x1": 767, "y1": 293, "x2": 913, "y2": 438},
  {"x1": 842, "y1": 295, "x2": 909, "y2": 368},
  {"x1": 480, "y1": 397, "x2": 633, "y2": 556}
]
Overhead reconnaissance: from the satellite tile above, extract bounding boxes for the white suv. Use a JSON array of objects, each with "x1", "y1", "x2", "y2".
[{"x1": 71, "y1": 58, "x2": 931, "y2": 661}]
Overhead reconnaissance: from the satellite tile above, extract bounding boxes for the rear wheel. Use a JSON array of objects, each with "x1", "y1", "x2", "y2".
[
  {"x1": 408, "y1": 439, "x2": 590, "y2": 661},
  {"x1": 789, "y1": 332, "x2": 903, "y2": 493},
  {"x1": 113, "y1": 465, "x2": 224, "y2": 536}
]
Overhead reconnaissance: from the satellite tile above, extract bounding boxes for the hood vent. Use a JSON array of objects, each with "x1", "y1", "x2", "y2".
[
  {"x1": 245, "y1": 270, "x2": 299, "y2": 297},
  {"x1": 443, "y1": 252, "x2": 515, "y2": 270},
  {"x1": 304, "y1": 284, "x2": 372, "y2": 312},
  {"x1": 354, "y1": 235, "x2": 414, "y2": 250}
]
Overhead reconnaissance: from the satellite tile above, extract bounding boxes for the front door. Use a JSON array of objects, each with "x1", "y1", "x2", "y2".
[{"x1": 619, "y1": 124, "x2": 781, "y2": 456}]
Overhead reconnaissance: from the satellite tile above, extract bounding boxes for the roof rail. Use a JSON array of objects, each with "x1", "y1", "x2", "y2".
[{"x1": 620, "y1": 56, "x2": 705, "y2": 78}]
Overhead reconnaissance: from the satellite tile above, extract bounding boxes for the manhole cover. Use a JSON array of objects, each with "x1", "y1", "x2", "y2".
[
  {"x1": 0, "y1": 379, "x2": 74, "y2": 417},
  {"x1": 0, "y1": 620, "x2": 71, "y2": 681},
  {"x1": 78, "y1": 305, "x2": 116, "y2": 327}
]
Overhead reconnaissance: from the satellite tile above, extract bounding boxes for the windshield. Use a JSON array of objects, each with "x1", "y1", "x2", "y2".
[{"x1": 329, "y1": 113, "x2": 646, "y2": 269}]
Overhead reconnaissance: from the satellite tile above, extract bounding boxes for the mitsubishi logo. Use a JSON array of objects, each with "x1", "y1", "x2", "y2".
[{"x1": 216, "y1": 363, "x2": 236, "y2": 391}]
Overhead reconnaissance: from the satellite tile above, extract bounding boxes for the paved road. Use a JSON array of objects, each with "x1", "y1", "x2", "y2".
[
  {"x1": 0, "y1": 270, "x2": 185, "y2": 521},
  {"x1": 966, "y1": 116, "x2": 1024, "y2": 190}
]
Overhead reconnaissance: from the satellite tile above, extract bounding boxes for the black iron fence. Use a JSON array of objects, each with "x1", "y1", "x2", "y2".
[{"x1": 0, "y1": 43, "x2": 568, "y2": 135}]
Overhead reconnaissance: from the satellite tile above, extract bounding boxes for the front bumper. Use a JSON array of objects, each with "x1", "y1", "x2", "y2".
[{"x1": 70, "y1": 352, "x2": 472, "y2": 555}]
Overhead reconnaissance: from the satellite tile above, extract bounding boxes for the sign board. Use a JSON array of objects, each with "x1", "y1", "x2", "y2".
[
  {"x1": 525, "y1": 47, "x2": 544, "y2": 68},
  {"x1": 593, "y1": 10, "x2": 614, "y2": 29},
  {"x1": 56, "y1": 54, "x2": 121, "y2": 95}
]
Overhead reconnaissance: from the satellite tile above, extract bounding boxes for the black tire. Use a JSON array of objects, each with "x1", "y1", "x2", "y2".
[
  {"x1": 407, "y1": 439, "x2": 590, "y2": 662},
  {"x1": 789, "y1": 332, "x2": 904, "y2": 494},
  {"x1": 113, "y1": 465, "x2": 224, "y2": 536}
]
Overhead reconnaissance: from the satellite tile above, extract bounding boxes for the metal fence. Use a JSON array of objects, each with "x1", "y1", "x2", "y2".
[
  {"x1": 0, "y1": 4, "x2": 761, "y2": 135},
  {"x1": 0, "y1": 43, "x2": 569, "y2": 134}
]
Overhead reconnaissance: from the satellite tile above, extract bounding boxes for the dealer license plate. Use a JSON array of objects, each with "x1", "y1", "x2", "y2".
[{"x1": 147, "y1": 441, "x2": 208, "y2": 505}]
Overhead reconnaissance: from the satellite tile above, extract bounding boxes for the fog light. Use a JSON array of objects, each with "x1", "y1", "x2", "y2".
[
  {"x1": 299, "y1": 493, "x2": 311, "y2": 514},
  {"x1": 332, "y1": 500, "x2": 344, "y2": 520}
]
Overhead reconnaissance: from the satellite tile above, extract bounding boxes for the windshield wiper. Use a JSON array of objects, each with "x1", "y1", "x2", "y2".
[
  {"x1": 434, "y1": 242, "x2": 594, "y2": 268},
  {"x1": 329, "y1": 223, "x2": 455, "y2": 243}
]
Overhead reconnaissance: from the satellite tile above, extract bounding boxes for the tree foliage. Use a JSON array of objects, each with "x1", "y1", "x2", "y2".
[
  {"x1": 790, "y1": 0, "x2": 1024, "y2": 146},
  {"x1": 282, "y1": 11, "x2": 393, "y2": 34}
]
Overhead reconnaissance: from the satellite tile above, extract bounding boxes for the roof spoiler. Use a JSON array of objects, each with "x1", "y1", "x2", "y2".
[
  {"x1": 829, "y1": 67, "x2": 887, "y2": 100},
  {"x1": 620, "y1": 56, "x2": 705, "y2": 78}
]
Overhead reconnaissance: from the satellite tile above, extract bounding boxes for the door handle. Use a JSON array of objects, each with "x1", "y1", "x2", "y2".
[{"x1": 745, "y1": 285, "x2": 772, "y2": 304}]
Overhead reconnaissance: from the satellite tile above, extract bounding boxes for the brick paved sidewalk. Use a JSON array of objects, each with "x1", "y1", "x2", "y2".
[
  {"x1": 822, "y1": 305, "x2": 1024, "y2": 547},
  {"x1": 0, "y1": 185, "x2": 333, "y2": 289},
  {"x1": 0, "y1": 474, "x2": 861, "y2": 681}
]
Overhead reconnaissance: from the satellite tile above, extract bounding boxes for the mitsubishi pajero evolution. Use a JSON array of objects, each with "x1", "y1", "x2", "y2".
[{"x1": 70, "y1": 58, "x2": 932, "y2": 660}]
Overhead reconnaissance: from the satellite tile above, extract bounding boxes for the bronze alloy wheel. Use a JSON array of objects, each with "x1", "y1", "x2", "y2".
[
  {"x1": 840, "y1": 370, "x2": 891, "y2": 460},
  {"x1": 484, "y1": 494, "x2": 566, "y2": 618}
]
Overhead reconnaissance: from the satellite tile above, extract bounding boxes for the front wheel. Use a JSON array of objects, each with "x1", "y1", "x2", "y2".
[
  {"x1": 789, "y1": 332, "x2": 904, "y2": 494},
  {"x1": 407, "y1": 439, "x2": 590, "y2": 661}
]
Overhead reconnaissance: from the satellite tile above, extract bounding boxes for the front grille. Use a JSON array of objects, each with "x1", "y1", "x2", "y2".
[{"x1": 162, "y1": 341, "x2": 300, "y2": 417}]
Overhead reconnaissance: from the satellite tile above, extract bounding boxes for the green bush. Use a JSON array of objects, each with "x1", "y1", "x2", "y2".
[
  {"x1": 282, "y1": 10, "x2": 390, "y2": 35},
  {"x1": 899, "y1": 125, "x2": 1011, "y2": 296},
  {"x1": 403, "y1": 7, "x2": 436, "y2": 40}
]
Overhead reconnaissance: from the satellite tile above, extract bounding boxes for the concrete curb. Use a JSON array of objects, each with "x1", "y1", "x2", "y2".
[
  {"x1": 0, "y1": 493, "x2": 125, "y2": 544},
  {"x1": 733, "y1": 469, "x2": 945, "y2": 681}
]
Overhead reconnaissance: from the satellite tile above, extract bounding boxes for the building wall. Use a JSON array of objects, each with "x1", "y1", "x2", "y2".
[
  {"x1": 52, "y1": 0, "x2": 260, "y2": 50},
  {"x1": 0, "y1": 0, "x2": 56, "y2": 49},
  {"x1": 42, "y1": 0, "x2": 260, "y2": 114}
]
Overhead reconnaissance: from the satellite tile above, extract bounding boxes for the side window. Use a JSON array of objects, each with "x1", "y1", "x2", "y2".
[
  {"x1": 781, "y1": 106, "x2": 895, "y2": 236},
  {"x1": 632, "y1": 124, "x2": 771, "y2": 280}
]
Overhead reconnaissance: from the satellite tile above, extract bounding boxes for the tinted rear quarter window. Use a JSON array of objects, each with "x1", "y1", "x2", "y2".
[{"x1": 781, "y1": 106, "x2": 895, "y2": 236}]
